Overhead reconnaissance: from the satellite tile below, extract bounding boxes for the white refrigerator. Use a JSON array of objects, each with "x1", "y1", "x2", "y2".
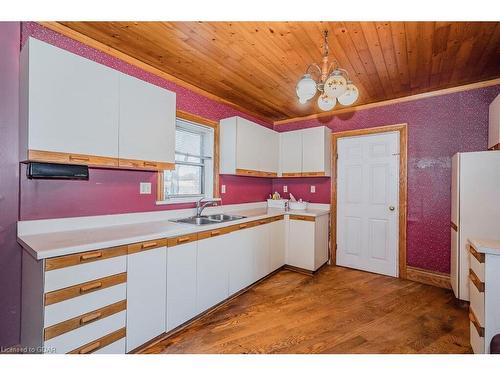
[{"x1": 451, "y1": 151, "x2": 500, "y2": 301}]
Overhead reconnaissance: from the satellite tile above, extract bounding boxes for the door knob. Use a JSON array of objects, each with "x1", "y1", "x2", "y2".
[{"x1": 389, "y1": 205, "x2": 395, "y2": 211}]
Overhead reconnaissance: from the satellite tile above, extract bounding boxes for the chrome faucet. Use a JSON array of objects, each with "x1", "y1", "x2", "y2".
[{"x1": 196, "y1": 198, "x2": 218, "y2": 217}]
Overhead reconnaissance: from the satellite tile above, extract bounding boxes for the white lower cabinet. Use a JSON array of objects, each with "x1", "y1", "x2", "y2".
[
  {"x1": 287, "y1": 215, "x2": 329, "y2": 272},
  {"x1": 229, "y1": 227, "x2": 256, "y2": 295},
  {"x1": 254, "y1": 223, "x2": 271, "y2": 281},
  {"x1": 166, "y1": 241, "x2": 198, "y2": 331},
  {"x1": 196, "y1": 232, "x2": 232, "y2": 313},
  {"x1": 126, "y1": 246, "x2": 167, "y2": 352},
  {"x1": 269, "y1": 218, "x2": 286, "y2": 271}
]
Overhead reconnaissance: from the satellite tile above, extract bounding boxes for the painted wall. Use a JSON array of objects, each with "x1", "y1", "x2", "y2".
[
  {"x1": 0, "y1": 22, "x2": 21, "y2": 348},
  {"x1": 19, "y1": 22, "x2": 273, "y2": 221},
  {"x1": 273, "y1": 85, "x2": 500, "y2": 273}
]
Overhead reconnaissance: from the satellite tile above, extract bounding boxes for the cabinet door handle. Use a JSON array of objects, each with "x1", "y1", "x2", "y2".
[
  {"x1": 210, "y1": 230, "x2": 221, "y2": 237},
  {"x1": 80, "y1": 252, "x2": 102, "y2": 261},
  {"x1": 79, "y1": 341, "x2": 101, "y2": 354},
  {"x1": 177, "y1": 236, "x2": 191, "y2": 243},
  {"x1": 141, "y1": 241, "x2": 158, "y2": 249},
  {"x1": 239, "y1": 224, "x2": 247, "y2": 229},
  {"x1": 80, "y1": 312, "x2": 102, "y2": 325},
  {"x1": 69, "y1": 155, "x2": 90, "y2": 162},
  {"x1": 80, "y1": 282, "x2": 103, "y2": 294},
  {"x1": 143, "y1": 161, "x2": 157, "y2": 167},
  {"x1": 259, "y1": 220, "x2": 268, "y2": 225}
]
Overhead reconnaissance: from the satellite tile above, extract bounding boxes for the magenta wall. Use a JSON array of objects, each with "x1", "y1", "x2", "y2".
[
  {"x1": 274, "y1": 85, "x2": 500, "y2": 274},
  {"x1": 0, "y1": 22, "x2": 21, "y2": 348},
  {"x1": 19, "y1": 22, "x2": 273, "y2": 221}
]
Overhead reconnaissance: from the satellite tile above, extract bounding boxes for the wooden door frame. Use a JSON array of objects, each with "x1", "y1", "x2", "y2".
[{"x1": 330, "y1": 123, "x2": 408, "y2": 279}]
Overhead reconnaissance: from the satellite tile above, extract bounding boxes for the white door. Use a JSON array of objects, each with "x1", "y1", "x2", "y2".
[{"x1": 336, "y1": 131, "x2": 399, "y2": 277}]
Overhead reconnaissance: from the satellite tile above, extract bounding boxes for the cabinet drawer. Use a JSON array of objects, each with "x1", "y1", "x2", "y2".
[
  {"x1": 68, "y1": 327, "x2": 126, "y2": 354},
  {"x1": 469, "y1": 271, "x2": 485, "y2": 327},
  {"x1": 45, "y1": 255, "x2": 126, "y2": 292},
  {"x1": 289, "y1": 214, "x2": 315, "y2": 222},
  {"x1": 45, "y1": 310, "x2": 126, "y2": 354},
  {"x1": 128, "y1": 238, "x2": 168, "y2": 254},
  {"x1": 45, "y1": 245, "x2": 127, "y2": 271},
  {"x1": 198, "y1": 226, "x2": 233, "y2": 240},
  {"x1": 93, "y1": 337, "x2": 126, "y2": 354},
  {"x1": 470, "y1": 321, "x2": 485, "y2": 354},
  {"x1": 167, "y1": 233, "x2": 198, "y2": 247},
  {"x1": 44, "y1": 300, "x2": 126, "y2": 341},
  {"x1": 468, "y1": 244, "x2": 485, "y2": 281},
  {"x1": 44, "y1": 283, "x2": 127, "y2": 327}
]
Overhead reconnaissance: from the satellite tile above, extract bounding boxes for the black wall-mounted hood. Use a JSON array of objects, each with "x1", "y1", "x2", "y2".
[{"x1": 26, "y1": 162, "x2": 89, "y2": 180}]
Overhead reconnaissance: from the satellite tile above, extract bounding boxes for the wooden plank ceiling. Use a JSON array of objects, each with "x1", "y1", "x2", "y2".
[{"x1": 60, "y1": 22, "x2": 500, "y2": 122}]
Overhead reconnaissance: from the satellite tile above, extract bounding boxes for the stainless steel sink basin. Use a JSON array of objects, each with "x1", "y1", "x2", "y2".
[{"x1": 171, "y1": 214, "x2": 246, "y2": 226}]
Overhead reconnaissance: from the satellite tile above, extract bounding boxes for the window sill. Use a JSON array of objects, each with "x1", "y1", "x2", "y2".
[{"x1": 155, "y1": 197, "x2": 221, "y2": 206}]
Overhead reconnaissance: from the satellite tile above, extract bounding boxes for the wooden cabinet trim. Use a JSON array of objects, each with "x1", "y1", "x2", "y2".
[
  {"x1": 118, "y1": 158, "x2": 175, "y2": 171},
  {"x1": 68, "y1": 327, "x2": 126, "y2": 354},
  {"x1": 44, "y1": 272, "x2": 127, "y2": 306},
  {"x1": 197, "y1": 226, "x2": 234, "y2": 240},
  {"x1": 44, "y1": 300, "x2": 126, "y2": 341},
  {"x1": 450, "y1": 221, "x2": 458, "y2": 232},
  {"x1": 128, "y1": 238, "x2": 168, "y2": 254},
  {"x1": 469, "y1": 269, "x2": 485, "y2": 293},
  {"x1": 45, "y1": 245, "x2": 127, "y2": 271},
  {"x1": 236, "y1": 168, "x2": 277, "y2": 178},
  {"x1": 301, "y1": 171, "x2": 326, "y2": 177},
  {"x1": 289, "y1": 214, "x2": 315, "y2": 222},
  {"x1": 28, "y1": 149, "x2": 119, "y2": 168},
  {"x1": 468, "y1": 244, "x2": 485, "y2": 264},
  {"x1": 469, "y1": 308, "x2": 485, "y2": 337},
  {"x1": 167, "y1": 234, "x2": 198, "y2": 247},
  {"x1": 282, "y1": 172, "x2": 302, "y2": 177}
]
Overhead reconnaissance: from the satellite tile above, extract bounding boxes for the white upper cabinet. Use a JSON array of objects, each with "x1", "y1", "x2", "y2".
[
  {"x1": 220, "y1": 116, "x2": 279, "y2": 176},
  {"x1": 20, "y1": 37, "x2": 119, "y2": 163},
  {"x1": 119, "y1": 73, "x2": 176, "y2": 169},
  {"x1": 301, "y1": 126, "x2": 331, "y2": 176},
  {"x1": 279, "y1": 130, "x2": 303, "y2": 176},
  {"x1": 489, "y1": 94, "x2": 500, "y2": 150}
]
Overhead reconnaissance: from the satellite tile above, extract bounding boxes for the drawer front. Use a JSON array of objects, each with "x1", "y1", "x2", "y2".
[
  {"x1": 469, "y1": 275, "x2": 485, "y2": 327},
  {"x1": 468, "y1": 244, "x2": 485, "y2": 281},
  {"x1": 44, "y1": 310, "x2": 126, "y2": 354},
  {"x1": 44, "y1": 300, "x2": 126, "y2": 341},
  {"x1": 44, "y1": 283, "x2": 126, "y2": 327},
  {"x1": 128, "y1": 238, "x2": 168, "y2": 254},
  {"x1": 69, "y1": 328, "x2": 126, "y2": 354},
  {"x1": 470, "y1": 321, "x2": 485, "y2": 354},
  {"x1": 289, "y1": 214, "x2": 315, "y2": 222},
  {"x1": 45, "y1": 245, "x2": 127, "y2": 271},
  {"x1": 45, "y1": 256, "x2": 126, "y2": 292},
  {"x1": 93, "y1": 337, "x2": 126, "y2": 354},
  {"x1": 167, "y1": 233, "x2": 198, "y2": 247}
]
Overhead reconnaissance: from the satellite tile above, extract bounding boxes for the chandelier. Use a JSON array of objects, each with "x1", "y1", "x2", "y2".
[{"x1": 295, "y1": 30, "x2": 359, "y2": 111}]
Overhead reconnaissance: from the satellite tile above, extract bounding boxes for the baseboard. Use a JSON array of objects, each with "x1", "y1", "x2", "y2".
[{"x1": 406, "y1": 266, "x2": 451, "y2": 290}]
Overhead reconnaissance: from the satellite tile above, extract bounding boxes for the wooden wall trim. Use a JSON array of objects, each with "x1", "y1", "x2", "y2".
[
  {"x1": 330, "y1": 123, "x2": 408, "y2": 279},
  {"x1": 489, "y1": 143, "x2": 500, "y2": 150},
  {"x1": 274, "y1": 78, "x2": 500, "y2": 126},
  {"x1": 37, "y1": 22, "x2": 273, "y2": 125},
  {"x1": 406, "y1": 266, "x2": 451, "y2": 290}
]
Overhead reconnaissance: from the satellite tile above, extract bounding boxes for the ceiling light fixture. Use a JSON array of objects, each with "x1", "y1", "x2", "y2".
[{"x1": 296, "y1": 30, "x2": 359, "y2": 111}]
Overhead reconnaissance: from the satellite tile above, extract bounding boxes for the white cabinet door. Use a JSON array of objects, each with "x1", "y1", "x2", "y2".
[
  {"x1": 236, "y1": 117, "x2": 260, "y2": 171},
  {"x1": 287, "y1": 219, "x2": 315, "y2": 270},
  {"x1": 259, "y1": 127, "x2": 279, "y2": 173},
  {"x1": 269, "y1": 219, "x2": 286, "y2": 271},
  {"x1": 24, "y1": 38, "x2": 119, "y2": 157},
  {"x1": 254, "y1": 224, "x2": 271, "y2": 281},
  {"x1": 302, "y1": 126, "x2": 329, "y2": 174},
  {"x1": 228, "y1": 228, "x2": 255, "y2": 295},
  {"x1": 119, "y1": 73, "x2": 176, "y2": 163},
  {"x1": 197, "y1": 234, "x2": 231, "y2": 313},
  {"x1": 280, "y1": 130, "x2": 303, "y2": 175},
  {"x1": 126, "y1": 247, "x2": 167, "y2": 352},
  {"x1": 166, "y1": 242, "x2": 197, "y2": 332},
  {"x1": 489, "y1": 94, "x2": 500, "y2": 149}
]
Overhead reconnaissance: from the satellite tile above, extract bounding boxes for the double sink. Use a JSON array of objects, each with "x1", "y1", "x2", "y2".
[{"x1": 172, "y1": 214, "x2": 246, "y2": 226}]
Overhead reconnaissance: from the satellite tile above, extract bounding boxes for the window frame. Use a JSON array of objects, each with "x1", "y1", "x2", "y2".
[{"x1": 156, "y1": 111, "x2": 220, "y2": 205}]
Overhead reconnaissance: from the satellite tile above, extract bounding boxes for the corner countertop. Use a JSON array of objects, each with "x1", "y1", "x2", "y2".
[
  {"x1": 468, "y1": 238, "x2": 500, "y2": 256},
  {"x1": 18, "y1": 206, "x2": 330, "y2": 260}
]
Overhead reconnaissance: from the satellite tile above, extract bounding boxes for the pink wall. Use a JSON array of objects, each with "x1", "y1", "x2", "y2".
[
  {"x1": 19, "y1": 22, "x2": 273, "y2": 221},
  {"x1": 271, "y1": 177, "x2": 330, "y2": 203},
  {"x1": 274, "y1": 85, "x2": 500, "y2": 274},
  {"x1": 0, "y1": 22, "x2": 21, "y2": 348}
]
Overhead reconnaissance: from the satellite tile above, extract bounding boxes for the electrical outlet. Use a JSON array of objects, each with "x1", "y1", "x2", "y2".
[
  {"x1": 283, "y1": 185, "x2": 288, "y2": 193},
  {"x1": 221, "y1": 184, "x2": 226, "y2": 194},
  {"x1": 139, "y1": 182, "x2": 152, "y2": 195},
  {"x1": 310, "y1": 185, "x2": 316, "y2": 193}
]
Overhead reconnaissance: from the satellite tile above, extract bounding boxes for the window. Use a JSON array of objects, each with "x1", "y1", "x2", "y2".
[{"x1": 162, "y1": 118, "x2": 214, "y2": 203}]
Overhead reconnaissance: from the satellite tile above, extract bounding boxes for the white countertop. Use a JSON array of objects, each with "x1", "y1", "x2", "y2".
[
  {"x1": 18, "y1": 205, "x2": 330, "y2": 260},
  {"x1": 468, "y1": 238, "x2": 500, "y2": 256}
]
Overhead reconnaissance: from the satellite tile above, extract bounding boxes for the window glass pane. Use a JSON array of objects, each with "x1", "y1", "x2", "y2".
[
  {"x1": 175, "y1": 129, "x2": 202, "y2": 157},
  {"x1": 174, "y1": 153, "x2": 202, "y2": 164},
  {"x1": 165, "y1": 164, "x2": 203, "y2": 196}
]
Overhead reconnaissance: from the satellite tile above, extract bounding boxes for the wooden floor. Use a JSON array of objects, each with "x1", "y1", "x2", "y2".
[{"x1": 143, "y1": 266, "x2": 471, "y2": 354}]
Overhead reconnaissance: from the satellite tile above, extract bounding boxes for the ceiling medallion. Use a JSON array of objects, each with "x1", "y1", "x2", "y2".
[{"x1": 296, "y1": 30, "x2": 359, "y2": 111}]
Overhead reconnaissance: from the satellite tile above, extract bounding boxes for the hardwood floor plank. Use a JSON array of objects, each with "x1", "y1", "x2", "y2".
[{"x1": 142, "y1": 266, "x2": 471, "y2": 354}]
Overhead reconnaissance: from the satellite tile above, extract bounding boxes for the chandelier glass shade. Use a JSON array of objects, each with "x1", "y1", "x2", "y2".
[{"x1": 296, "y1": 31, "x2": 359, "y2": 111}]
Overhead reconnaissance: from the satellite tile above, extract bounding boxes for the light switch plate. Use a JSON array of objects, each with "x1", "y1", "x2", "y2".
[
  {"x1": 140, "y1": 182, "x2": 152, "y2": 195},
  {"x1": 310, "y1": 185, "x2": 316, "y2": 193},
  {"x1": 283, "y1": 185, "x2": 288, "y2": 193},
  {"x1": 221, "y1": 185, "x2": 226, "y2": 194}
]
